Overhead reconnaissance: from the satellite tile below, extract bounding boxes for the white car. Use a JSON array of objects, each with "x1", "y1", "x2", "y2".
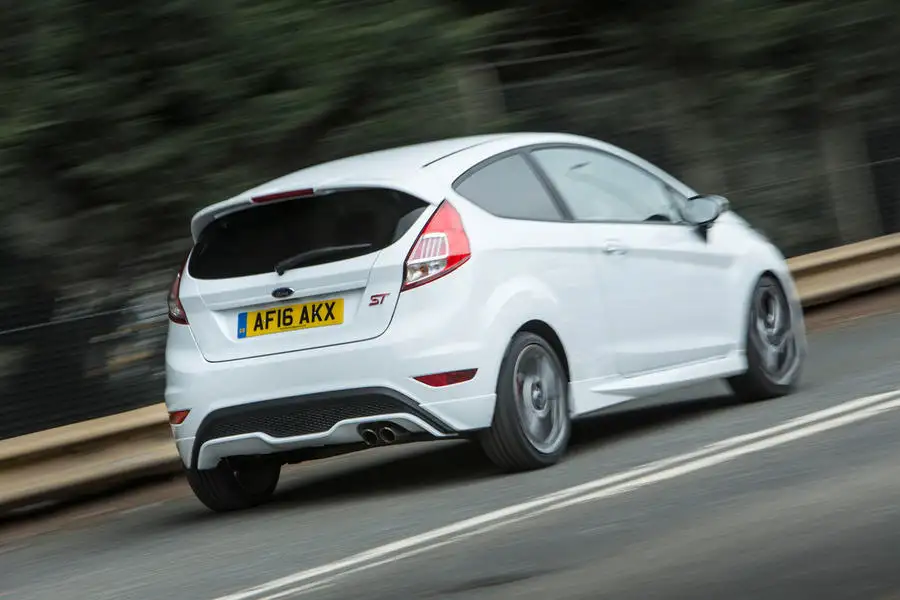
[{"x1": 165, "y1": 132, "x2": 806, "y2": 511}]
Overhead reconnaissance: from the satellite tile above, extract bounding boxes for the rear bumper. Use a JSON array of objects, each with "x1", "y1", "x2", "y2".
[
  {"x1": 167, "y1": 377, "x2": 495, "y2": 470},
  {"x1": 164, "y1": 274, "x2": 500, "y2": 469},
  {"x1": 184, "y1": 387, "x2": 479, "y2": 470}
]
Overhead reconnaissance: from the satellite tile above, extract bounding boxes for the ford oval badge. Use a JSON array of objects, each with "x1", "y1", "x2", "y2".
[{"x1": 271, "y1": 287, "x2": 294, "y2": 299}]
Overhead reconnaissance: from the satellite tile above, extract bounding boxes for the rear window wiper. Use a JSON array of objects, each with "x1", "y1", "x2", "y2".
[{"x1": 274, "y1": 243, "x2": 373, "y2": 275}]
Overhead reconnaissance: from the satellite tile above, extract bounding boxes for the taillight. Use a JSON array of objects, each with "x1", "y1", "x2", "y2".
[
  {"x1": 251, "y1": 188, "x2": 315, "y2": 204},
  {"x1": 167, "y1": 254, "x2": 190, "y2": 325},
  {"x1": 402, "y1": 200, "x2": 471, "y2": 291}
]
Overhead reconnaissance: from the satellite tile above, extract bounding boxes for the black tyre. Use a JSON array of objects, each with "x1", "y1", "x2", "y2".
[
  {"x1": 727, "y1": 274, "x2": 803, "y2": 403},
  {"x1": 480, "y1": 331, "x2": 571, "y2": 472},
  {"x1": 185, "y1": 457, "x2": 281, "y2": 512}
]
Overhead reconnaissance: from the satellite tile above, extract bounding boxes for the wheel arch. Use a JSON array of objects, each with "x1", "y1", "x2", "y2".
[
  {"x1": 736, "y1": 267, "x2": 806, "y2": 354},
  {"x1": 515, "y1": 319, "x2": 571, "y2": 382},
  {"x1": 477, "y1": 270, "x2": 583, "y2": 392}
]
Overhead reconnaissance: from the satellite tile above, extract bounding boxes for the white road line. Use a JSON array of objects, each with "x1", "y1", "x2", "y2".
[
  {"x1": 213, "y1": 389, "x2": 900, "y2": 600},
  {"x1": 263, "y1": 394, "x2": 900, "y2": 600},
  {"x1": 532, "y1": 395, "x2": 900, "y2": 511},
  {"x1": 257, "y1": 582, "x2": 333, "y2": 600}
]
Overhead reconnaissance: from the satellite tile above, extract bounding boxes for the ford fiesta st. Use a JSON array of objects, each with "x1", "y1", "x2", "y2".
[{"x1": 164, "y1": 132, "x2": 807, "y2": 511}]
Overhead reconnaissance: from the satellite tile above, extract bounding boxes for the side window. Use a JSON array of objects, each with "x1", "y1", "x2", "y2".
[
  {"x1": 530, "y1": 147, "x2": 681, "y2": 224},
  {"x1": 454, "y1": 153, "x2": 563, "y2": 221}
]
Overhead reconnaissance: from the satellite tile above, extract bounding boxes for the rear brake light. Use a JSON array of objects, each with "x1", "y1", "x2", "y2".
[
  {"x1": 251, "y1": 188, "x2": 315, "y2": 204},
  {"x1": 167, "y1": 254, "x2": 189, "y2": 325},
  {"x1": 402, "y1": 200, "x2": 471, "y2": 291}
]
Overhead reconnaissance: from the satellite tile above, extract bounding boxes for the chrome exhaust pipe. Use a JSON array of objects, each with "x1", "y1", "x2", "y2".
[
  {"x1": 359, "y1": 427, "x2": 379, "y2": 447},
  {"x1": 378, "y1": 425, "x2": 406, "y2": 445}
]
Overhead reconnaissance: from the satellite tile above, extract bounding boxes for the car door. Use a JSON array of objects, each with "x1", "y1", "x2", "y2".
[{"x1": 528, "y1": 145, "x2": 737, "y2": 377}]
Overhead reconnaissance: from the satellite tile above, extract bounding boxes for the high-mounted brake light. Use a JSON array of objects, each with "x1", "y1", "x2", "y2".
[
  {"x1": 402, "y1": 200, "x2": 471, "y2": 291},
  {"x1": 251, "y1": 188, "x2": 315, "y2": 204},
  {"x1": 167, "y1": 254, "x2": 190, "y2": 325}
]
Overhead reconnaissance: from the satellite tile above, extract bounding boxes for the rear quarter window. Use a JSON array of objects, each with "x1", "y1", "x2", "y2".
[{"x1": 454, "y1": 153, "x2": 563, "y2": 221}]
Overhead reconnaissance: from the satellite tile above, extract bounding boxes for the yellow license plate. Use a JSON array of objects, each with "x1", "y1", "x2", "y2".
[{"x1": 237, "y1": 298, "x2": 344, "y2": 339}]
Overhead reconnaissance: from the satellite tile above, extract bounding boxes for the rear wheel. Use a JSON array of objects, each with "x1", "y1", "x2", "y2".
[
  {"x1": 727, "y1": 274, "x2": 803, "y2": 402},
  {"x1": 185, "y1": 457, "x2": 281, "y2": 512},
  {"x1": 480, "y1": 332, "x2": 571, "y2": 472}
]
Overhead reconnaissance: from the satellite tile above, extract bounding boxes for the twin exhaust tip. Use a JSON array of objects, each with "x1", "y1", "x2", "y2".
[{"x1": 359, "y1": 424, "x2": 406, "y2": 447}]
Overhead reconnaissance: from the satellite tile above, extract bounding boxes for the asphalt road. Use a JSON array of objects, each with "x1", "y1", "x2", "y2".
[{"x1": 3, "y1": 310, "x2": 900, "y2": 600}]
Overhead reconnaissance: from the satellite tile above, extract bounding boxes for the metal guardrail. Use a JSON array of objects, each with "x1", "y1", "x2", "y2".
[
  {"x1": 0, "y1": 405, "x2": 178, "y2": 514},
  {"x1": 786, "y1": 232, "x2": 900, "y2": 307},
  {"x1": 2, "y1": 234, "x2": 900, "y2": 515}
]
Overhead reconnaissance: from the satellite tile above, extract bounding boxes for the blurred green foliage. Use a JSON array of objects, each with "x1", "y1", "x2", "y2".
[
  {"x1": 474, "y1": 0, "x2": 900, "y2": 251},
  {"x1": 0, "y1": 0, "x2": 507, "y2": 280},
  {"x1": 0, "y1": 0, "x2": 508, "y2": 434},
  {"x1": 1, "y1": 0, "x2": 899, "y2": 270}
]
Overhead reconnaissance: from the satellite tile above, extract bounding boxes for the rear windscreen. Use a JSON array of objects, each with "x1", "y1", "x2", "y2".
[{"x1": 188, "y1": 188, "x2": 428, "y2": 280}]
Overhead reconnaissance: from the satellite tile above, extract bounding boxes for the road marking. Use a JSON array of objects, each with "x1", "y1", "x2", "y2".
[
  {"x1": 257, "y1": 582, "x2": 333, "y2": 600},
  {"x1": 212, "y1": 389, "x2": 900, "y2": 600}
]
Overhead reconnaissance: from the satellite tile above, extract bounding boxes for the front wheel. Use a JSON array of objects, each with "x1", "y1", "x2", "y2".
[
  {"x1": 185, "y1": 457, "x2": 281, "y2": 512},
  {"x1": 480, "y1": 332, "x2": 571, "y2": 472},
  {"x1": 727, "y1": 274, "x2": 803, "y2": 402}
]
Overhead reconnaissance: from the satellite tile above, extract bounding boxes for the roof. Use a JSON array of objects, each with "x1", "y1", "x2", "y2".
[
  {"x1": 243, "y1": 134, "x2": 508, "y2": 197},
  {"x1": 189, "y1": 134, "x2": 510, "y2": 240},
  {"x1": 187, "y1": 131, "x2": 696, "y2": 241}
]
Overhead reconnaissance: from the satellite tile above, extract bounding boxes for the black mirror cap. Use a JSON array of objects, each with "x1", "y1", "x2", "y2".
[{"x1": 684, "y1": 194, "x2": 728, "y2": 227}]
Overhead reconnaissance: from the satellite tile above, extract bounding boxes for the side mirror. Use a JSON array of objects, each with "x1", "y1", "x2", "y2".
[{"x1": 683, "y1": 194, "x2": 728, "y2": 238}]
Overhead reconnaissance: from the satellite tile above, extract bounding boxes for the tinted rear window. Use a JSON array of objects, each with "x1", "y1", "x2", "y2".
[
  {"x1": 454, "y1": 154, "x2": 563, "y2": 221},
  {"x1": 188, "y1": 188, "x2": 428, "y2": 280}
]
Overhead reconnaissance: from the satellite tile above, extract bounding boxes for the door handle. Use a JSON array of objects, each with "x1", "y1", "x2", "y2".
[{"x1": 601, "y1": 240, "x2": 628, "y2": 255}]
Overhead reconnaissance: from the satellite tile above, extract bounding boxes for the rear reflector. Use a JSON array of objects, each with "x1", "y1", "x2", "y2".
[
  {"x1": 168, "y1": 410, "x2": 190, "y2": 425},
  {"x1": 413, "y1": 369, "x2": 477, "y2": 387},
  {"x1": 251, "y1": 188, "x2": 315, "y2": 204}
]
